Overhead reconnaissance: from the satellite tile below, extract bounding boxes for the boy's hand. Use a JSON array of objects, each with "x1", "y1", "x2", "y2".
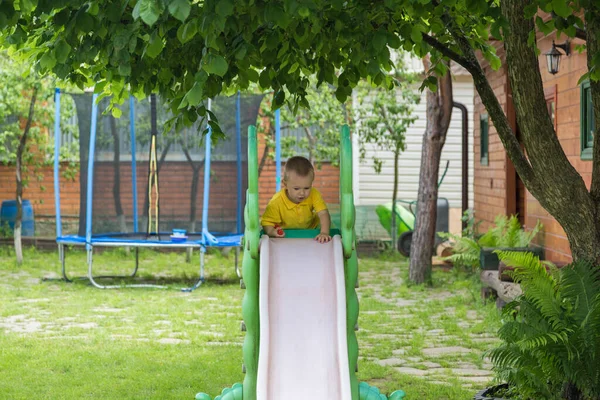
[
  {"x1": 264, "y1": 225, "x2": 285, "y2": 238},
  {"x1": 315, "y1": 232, "x2": 331, "y2": 243}
]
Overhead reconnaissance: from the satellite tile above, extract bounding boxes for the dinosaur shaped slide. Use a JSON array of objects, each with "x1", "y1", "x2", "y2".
[
  {"x1": 256, "y1": 235, "x2": 351, "y2": 399},
  {"x1": 195, "y1": 125, "x2": 406, "y2": 400}
]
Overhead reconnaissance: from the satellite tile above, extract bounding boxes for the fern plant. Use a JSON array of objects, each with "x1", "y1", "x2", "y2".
[
  {"x1": 439, "y1": 214, "x2": 542, "y2": 271},
  {"x1": 478, "y1": 215, "x2": 542, "y2": 248},
  {"x1": 487, "y1": 251, "x2": 600, "y2": 400}
]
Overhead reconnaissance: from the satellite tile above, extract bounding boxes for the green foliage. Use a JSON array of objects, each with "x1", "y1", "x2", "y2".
[
  {"x1": 355, "y1": 77, "x2": 420, "y2": 174},
  {"x1": 0, "y1": 221, "x2": 13, "y2": 238},
  {"x1": 488, "y1": 252, "x2": 600, "y2": 399},
  {"x1": 0, "y1": 52, "x2": 53, "y2": 182},
  {"x1": 440, "y1": 214, "x2": 542, "y2": 271},
  {"x1": 479, "y1": 215, "x2": 543, "y2": 248},
  {"x1": 0, "y1": 0, "x2": 514, "y2": 131},
  {"x1": 257, "y1": 82, "x2": 347, "y2": 169}
]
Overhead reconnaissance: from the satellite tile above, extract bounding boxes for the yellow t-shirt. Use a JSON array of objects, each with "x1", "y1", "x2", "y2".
[{"x1": 261, "y1": 188, "x2": 328, "y2": 229}]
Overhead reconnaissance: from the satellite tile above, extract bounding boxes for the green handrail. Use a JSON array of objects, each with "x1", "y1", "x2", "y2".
[
  {"x1": 340, "y1": 124, "x2": 359, "y2": 400},
  {"x1": 241, "y1": 125, "x2": 260, "y2": 400}
]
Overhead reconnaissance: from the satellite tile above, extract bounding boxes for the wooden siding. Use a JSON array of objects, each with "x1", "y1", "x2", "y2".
[{"x1": 355, "y1": 75, "x2": 475, "y2": 234}]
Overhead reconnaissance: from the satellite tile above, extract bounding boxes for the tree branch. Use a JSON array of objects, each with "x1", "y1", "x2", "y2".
[
  {"x1": 431, "y1": 10, "x2": 539, "y2": 199},
  {"x1": 421, "y1": 33, "x2": 475, "y2": 71}
]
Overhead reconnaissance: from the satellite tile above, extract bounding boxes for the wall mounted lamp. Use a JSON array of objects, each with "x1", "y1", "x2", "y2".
[{"x1": 545, "y1": 40, "x2": 571, "y2": 75}]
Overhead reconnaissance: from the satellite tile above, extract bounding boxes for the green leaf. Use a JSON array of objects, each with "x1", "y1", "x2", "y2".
[
  {"x1": 216, "y1": 0, "x2": 234, "y2": 18},
  {"x1": 145, "y1": 32, "x2": 164, "y2": 58},
  {"x1": 387, "y1": 33, "x2": 401, "y2": 49},
  {"x1": 273, "y1": 90, "x2": 285, "y2": 108},
  {"x1": 335, "y1": 87, "x2": 347, "y2": 103},
  {"x1": 39, "y1": 52, "x2": 56, "y2": 70},
  {"x1": 54, "y1": 39, "x2": 71, "y2": 63},
  {"x1": 246, "y1": 69, "x2": 259, "y2": 82},
  {"x1": 577, "y1": 71, "x2": 590, "y2": 86},
  {"x1": 202, "y1": 54, "x2": 228, "y2": 77},
  {"x1": 177, "y1": 20, "x2": 198, "y2": 44},
  {"x1": 118, "y1": 62, "x2": 131, "y2": 76},
  {"x1": 372, "y1": 31, "x2": 387, "y2": 51},
  {"x1": 135, "y1": 0, "x2": 162, "y2": 26},
  {"x1": 551, "y1": 0, "x2": 572, "y2": 18},
  {"x1": 111, "y1": 107, "x2": 122, "y2": 118},
  {"x1": 185, "y1": 82, "x2": 203, "y2": 106},
  {"x1": 259, "y1": 69, "x2": 270, "y2": 88},
  {"x1": 410, "y1": 26, "x2": 423, "y2": 44},
  {"x1": 489, "y1": 53, "x2": 501, "y2": 70},
  {"x1": 288, "y1": 62, "x2": 299, "y2": 74},
  {"x1": 113, "y1": 29, "x2": 131, "y2": 50},
  {"x1": 298, "y1": 6, "x2": 310, "y2": 17},
  {"x1": 87, "y1": 2, "x2": 99, "y2": 15},
  {"x1": 168, "y1": 0, "x2": 191, "y2": 22}
]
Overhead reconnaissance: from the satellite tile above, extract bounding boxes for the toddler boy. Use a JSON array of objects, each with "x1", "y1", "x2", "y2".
[{"x1": 261, "y1": 156, "x2": 331, "y2": 243}]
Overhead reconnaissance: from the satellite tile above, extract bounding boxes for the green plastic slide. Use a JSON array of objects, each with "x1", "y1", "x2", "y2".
[{"x1": 195, "y1": 125, "x2": 406, "y2": 400}]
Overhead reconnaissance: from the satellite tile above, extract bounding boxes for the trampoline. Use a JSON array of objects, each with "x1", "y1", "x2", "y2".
[{"x1": 53, "y1": 89, "x2": 264, "y2": 290}]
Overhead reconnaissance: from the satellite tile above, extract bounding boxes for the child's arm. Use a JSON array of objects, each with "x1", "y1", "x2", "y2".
[
  {"x1": 262, "y1": 199, "x2": 285, "y2": 238},
  {"x1": 315, "y1": 209, "x2": 331, "y2": 243}
]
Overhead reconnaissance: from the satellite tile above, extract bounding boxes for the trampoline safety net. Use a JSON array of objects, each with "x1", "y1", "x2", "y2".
[{"x1": 66, "y1": 93, "x2": 265, "y2": 239}]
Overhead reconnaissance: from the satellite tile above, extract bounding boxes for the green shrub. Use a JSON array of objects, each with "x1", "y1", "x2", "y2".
[
  {"x1": 439, "y1": 214, "x2": 542, "y2": 271},
  {"x1": 487, "y1": 251, "x2": 600, "y2": 400}
]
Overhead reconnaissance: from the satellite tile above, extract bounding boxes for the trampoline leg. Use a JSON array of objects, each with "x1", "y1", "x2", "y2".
[
  {"x1": 59, "y1": 243, "x2": 72, "y2": 282},
  {"x1": 87, "y1": 247, "x2": 103, "y2": 289},
  {"x1": 87, "y1": 247, "x2": 111, "y2": 289},
  {"x1": 182, "y1": 246, "x2": 205, "y2": 292},
  {"x1": 131, "y1": 247, "x2": 139, "y2": 278}
]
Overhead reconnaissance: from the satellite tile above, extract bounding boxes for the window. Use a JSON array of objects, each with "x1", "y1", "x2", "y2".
[
  {"x1": 581, "y1": 80, "x2": 595, "y2": 160},
  {"x1": 480, "y1": 113, "x2": 489, "y2": 165}
]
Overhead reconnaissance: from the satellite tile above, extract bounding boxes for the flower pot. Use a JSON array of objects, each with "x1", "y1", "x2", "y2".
[
  {"x1": 473, "y1": 383, "x2": 509, "y2": 400},
  {"x1": 479, "y1": 247, "x2": 544, "y2": 271}
]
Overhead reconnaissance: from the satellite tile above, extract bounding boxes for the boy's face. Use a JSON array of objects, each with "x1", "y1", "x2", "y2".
[{"x1": 284, "y1": 171, "x2": 314, "y2": 204}]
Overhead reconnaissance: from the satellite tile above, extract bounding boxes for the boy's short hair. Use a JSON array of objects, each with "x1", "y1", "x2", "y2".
[{"x1": 284, "y1": 156, "x2": 314, "y2": 180}]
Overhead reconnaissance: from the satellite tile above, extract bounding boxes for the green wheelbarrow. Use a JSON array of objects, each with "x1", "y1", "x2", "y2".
[{"x1": 376, "y1": 198, "x2": 449, "y2": 257}]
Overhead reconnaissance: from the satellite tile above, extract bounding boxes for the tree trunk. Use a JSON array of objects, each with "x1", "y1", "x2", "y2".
[
  {"x1": 110, "y1": 116, "x2": 126, "y2": 232},
  {"x1": 499, "y1": 0, "x2": 600, "y2": 263},
  {"x1": 444, "y1": 0, "x2": 600, "y2": 264},
  {"x1": 303, "y1": 126, "x2": 316, "y2": 164},
  {"x1": 409, "y1": 67, "x2": 453, "y2": 284},
  {"x1": 110, "y1": 116, "x2": 129, "y2": 253},
  {"x1": 390, "y1": 147, "x2": 400, "y2": 252},
  {"x1": 14, "y1": 87, "x2": 37, "y2": 264}
]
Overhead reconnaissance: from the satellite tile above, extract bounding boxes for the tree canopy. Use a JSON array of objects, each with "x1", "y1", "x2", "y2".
[
  {"x1": 3, "y1": 0, "x2": 600, "y2": 264},
  {"x1": 0, "y1": 0, "x2": 501, "y2": 131}
]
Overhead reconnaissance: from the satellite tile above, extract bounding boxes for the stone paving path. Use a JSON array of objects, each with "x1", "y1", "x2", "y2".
[{"x1": 356, "y1": 261, "x2": 499, "y2": 390}]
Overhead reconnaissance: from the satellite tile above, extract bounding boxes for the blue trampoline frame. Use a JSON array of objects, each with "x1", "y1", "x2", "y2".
[{"x1": 54, "y1": 91, "x2": 248, "y2": 290}]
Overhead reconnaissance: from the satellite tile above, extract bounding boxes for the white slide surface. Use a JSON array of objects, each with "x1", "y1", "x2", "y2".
[{"x1": 256, "y1": 235, "x2": 351, "y2": 400}]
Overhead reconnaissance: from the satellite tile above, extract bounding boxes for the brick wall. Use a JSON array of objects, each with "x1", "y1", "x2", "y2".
[
  {"x1": 0, "y1": 164, "x2": 80, "y2": 218},
  {"x1": 0, "y1": 132, "x2": 341, "y2": 236},
  {"x1": 475, "y1": 33, "x2": 589, "y2": 263},
  {"x1": 474, "y1": 44, "x2": 512, "y2": 231}
]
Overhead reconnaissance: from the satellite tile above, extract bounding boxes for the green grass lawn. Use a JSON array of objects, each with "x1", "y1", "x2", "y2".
[{"x1": 0, "y1": 246, "x2": 501, "y2": 399}]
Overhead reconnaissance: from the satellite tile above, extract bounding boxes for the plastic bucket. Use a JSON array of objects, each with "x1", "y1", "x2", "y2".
[{"x1": 0, "y1": 199, "x2": 35, "y2": 236}]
